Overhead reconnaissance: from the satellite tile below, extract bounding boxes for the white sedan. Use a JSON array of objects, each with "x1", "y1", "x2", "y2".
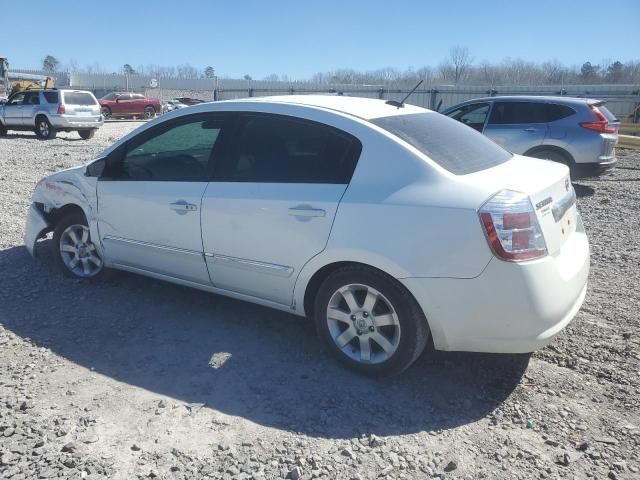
[{"x1": 24, "y1": 95, "x2": 589, "y2": 376}]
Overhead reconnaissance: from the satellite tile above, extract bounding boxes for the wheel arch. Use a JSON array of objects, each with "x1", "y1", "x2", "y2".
[
  {"x1": 296, "y1": 254, "x2": 420, "y2": 319},
  {"x1": 523, "y1": 144, "x2": 575, "y2": 165},
  {"x1": 42, "y1": 203, "x2": 88, "y2": 228}
]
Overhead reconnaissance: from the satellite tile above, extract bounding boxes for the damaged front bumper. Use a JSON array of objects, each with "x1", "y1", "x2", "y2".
[{"x1": 24, "y1": 204, "x2": 50, "y2": 257}]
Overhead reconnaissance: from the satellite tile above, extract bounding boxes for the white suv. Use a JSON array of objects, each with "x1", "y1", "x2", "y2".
[
  {"x1": 0, "y1": 89, "x2": 103, "y2": 139},
  {"x1": 24, "y1": 96, "x2": 589, "y2": 376}
]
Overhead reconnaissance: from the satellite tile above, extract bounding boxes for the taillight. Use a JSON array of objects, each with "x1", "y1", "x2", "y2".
[
  {"x1": 479, "y1": 190, "x2": 547, "y2": 262},
  {"x1": 57, "y1": 104, "x2": 65, "y2": 114},
  {"x1": 580, "y1": 106, "x2": 616, "y2": 134}
]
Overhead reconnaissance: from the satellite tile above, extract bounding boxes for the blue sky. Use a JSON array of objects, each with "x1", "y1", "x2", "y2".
[{"x1": 1, "y1": 0, "x2": 638, "y2": 79}]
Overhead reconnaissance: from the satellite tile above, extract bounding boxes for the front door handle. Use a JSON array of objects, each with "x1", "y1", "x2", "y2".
[
  {"x1": 288, "y1": 205, "x2": 326, "y2": 217},
  {"x1": 170, "y1": 200, "x2": 198, "y2": 212},
  {"x1": 524, "y1": 128, "x2": 537, "y2": 132}
]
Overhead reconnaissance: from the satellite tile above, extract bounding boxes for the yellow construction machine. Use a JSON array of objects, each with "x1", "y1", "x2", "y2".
[{"x1": 0, "y1": 56, "x2": 55, "y2": 99}]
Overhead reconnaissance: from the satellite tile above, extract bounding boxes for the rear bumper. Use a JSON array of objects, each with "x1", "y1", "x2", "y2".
[
  {"x1": 401, "y1": 218, "x2": 590, "y2": 353},
  {"x1": 24, "y1": 204, "x2": 51, "y2": 257},
  {"x1": 50, "y1": 114, "x2": 103, "y2": 130},
  {"x1": 576, "y1": 156, "x2": 617, "y2": 173}
]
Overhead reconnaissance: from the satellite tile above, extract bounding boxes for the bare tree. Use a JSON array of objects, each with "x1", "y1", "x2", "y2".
[
  {"x1": 448, "y1": 46, "x2": 473, "y2": 84},
  {"x1": 542, "y1": 60, "x2": 566, "y2": 84}
]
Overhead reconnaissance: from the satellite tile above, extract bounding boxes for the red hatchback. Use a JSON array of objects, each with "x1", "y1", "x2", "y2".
[{"x1": 99, "y1": 92, "x2": 162, "y2": 119}]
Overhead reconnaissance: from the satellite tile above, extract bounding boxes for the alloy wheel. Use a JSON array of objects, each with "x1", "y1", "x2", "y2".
[
  {"x1": 326, "y1": 284, "x2": 401, "y2": 364},
  {"x1": 38, "y1": 121, "x2": 49, "y2": 137},
  {"x1": 59, "y1": 224, "x2": 103, "y2": 278}
]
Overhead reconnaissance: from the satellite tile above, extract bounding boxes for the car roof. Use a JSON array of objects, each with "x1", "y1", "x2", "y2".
[
  {"x1": 451, "y1": 95, "x2": 602, "y2": 107},
  {"x1": 226, "y1": 94, "x2": 429, "y2": 120}
]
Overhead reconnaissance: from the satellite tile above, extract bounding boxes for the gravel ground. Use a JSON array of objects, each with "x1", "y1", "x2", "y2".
[{"x1": 0, "y1": 123, "x2": 638, "y2": 480}]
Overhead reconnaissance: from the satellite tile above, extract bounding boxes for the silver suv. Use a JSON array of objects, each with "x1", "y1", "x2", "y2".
[
  {"x1": 442, "y1": 96, "x2": 619, "y2": 173},
  {"x1": 0, "y1": 89, "x2": 103, "y2": 140}
]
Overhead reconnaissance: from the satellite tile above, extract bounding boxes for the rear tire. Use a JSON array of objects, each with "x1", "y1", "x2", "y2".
[
  {"x1": 35, "y1": 116, "x2": 56, "y2": 139},
  {"x1": 314, "y1": 265, "x2": 429, "y2": 377},
  {"x1": 78, "y1": 129, "x2": 95, "y2": 140},
  {"x1": 0, "y1": 123, "x2": 6, "y2": 136},
  {"x1": 144, "y1": 106, "x2": 156, "y2": 119}
]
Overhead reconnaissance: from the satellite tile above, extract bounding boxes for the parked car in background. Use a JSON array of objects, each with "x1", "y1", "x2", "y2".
[
  {"x1": 163, "y1": 99, "x2": 189, "y2": 113},
  {"x1": 0, "y1": 89, "x2": 102, "y2": 139},
  {"x1": 25, "y1": 96, "x2": 589, "y2": 376},
  {"x1": 99, "y1": 92, "x2": 162, "y2": 119},
  {"x1": 174, "y1": 97, "x2": 205, "y2": 106},
  {"x1": 442, "y1": 96, "x2": 619, "y2": 173}
]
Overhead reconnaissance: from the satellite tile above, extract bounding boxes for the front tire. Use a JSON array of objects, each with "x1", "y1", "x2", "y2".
[
  {"x1": 35, "y1": 117, "x2": 56, "y2": 139},
  {"x1": 101, "y1": 106, "x2": 112, "y2": 119},
  {"x1": 314, "y1": 265, "x2": 429, "y2": 377},
  {"x1": 0, "y1": 123, "x2": 6, "y2": 136},
  {"x1": 52, "y1": 212, "x2": 106, "y2": 279},
  {"x1": 78, "y1": 129, "x2": 95, "y2": 140}
]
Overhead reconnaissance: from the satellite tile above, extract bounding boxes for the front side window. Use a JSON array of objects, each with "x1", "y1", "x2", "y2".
[
  {"x1": 372, "y1": 112, "x2": 512, "y2": 175},
  {"x1": 214, "y1": 114, "x2": 361, "y2": 184},
  {"x1": 105, "y1": 116, "x2": 224, "y2": 181},
  {"x1": 101, "y1": 93, "x2": 117, "y2": 100},
  {"x1": 7, "y1": 93, "x2": 25, "y2": 106}
]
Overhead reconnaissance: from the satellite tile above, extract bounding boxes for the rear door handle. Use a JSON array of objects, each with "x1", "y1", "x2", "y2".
[
  {"x1": 524, "y1": 128, "x2": 537, "y2": 132},
  {"x1": 170, "y1": 200, "x2": 198, "y2": 212},
  {"x1": 288, "y1": 205, "x2": 326, "y2": 217}
]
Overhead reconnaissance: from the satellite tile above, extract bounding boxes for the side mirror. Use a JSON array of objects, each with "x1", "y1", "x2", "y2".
[{"x1": 85, "y1": 158, "x2": 106, "y2": 177}]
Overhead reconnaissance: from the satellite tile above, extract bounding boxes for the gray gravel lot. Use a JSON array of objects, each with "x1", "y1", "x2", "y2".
[{"x1": 0, "y1": 123, "x2": 639, "y2": 479}]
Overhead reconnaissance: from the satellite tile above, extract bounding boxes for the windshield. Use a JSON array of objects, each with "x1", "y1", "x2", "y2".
[{"x1": 371, "y1": 112, "x2": 512, "y2": 175}]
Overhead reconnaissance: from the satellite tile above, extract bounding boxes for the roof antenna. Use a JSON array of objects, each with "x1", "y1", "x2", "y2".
[{"x1": 386, "y1": 80, "x2": 424, "y2": 109}]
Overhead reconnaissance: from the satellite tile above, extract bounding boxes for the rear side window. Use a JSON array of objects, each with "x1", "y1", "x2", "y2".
[
  {"x1": 372, "y1": 112, "x2": 512, "y2": 175},
  {"x1": 214, "y1": 114, "x2": 362, "y2": 184},
  {"x1": 542, "y1": 104, "x2": 575, "y2": 122},
  {"x1": 43, "y1": 92, "x2": 59, "y2": 103},
  {"x1": 489, "y1": 102, "x2": 546, "y2": 124},
  {"x1": 24, "y1": 92, "x2": 40, "y2": 105},
  {"x1": 63, "y1": 92, "x2": 97, "y2": 106}
]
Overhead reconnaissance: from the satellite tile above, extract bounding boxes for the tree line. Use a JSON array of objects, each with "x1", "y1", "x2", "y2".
[
  {"x1": 40, "y1": 47, "x2": 640, "y2": 85},
  {"x1": 310, "y1": 46, "x2": 640, "y2": 86}
]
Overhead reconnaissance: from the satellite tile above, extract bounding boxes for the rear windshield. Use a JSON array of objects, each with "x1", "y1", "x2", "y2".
[
  {"x1": 63, "y1": 92, "x2": 97, "y2": 106},
  {"x1": 595, "y1": 103, "x2": 618, "y2": 123},
  {"x1": 371, "y1": 112, "x2": 512, "y2": 175}
]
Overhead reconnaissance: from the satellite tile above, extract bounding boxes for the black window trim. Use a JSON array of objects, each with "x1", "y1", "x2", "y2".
[
  {"x1": 210, "y1": 111, "x2": 363, "y2": 185},
  {"x1": 487, "y1": 100, "x2": 577, "y2": 126},
  {"x1": 99, "y1": 112, "x2": 233, "y2": 182}
]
